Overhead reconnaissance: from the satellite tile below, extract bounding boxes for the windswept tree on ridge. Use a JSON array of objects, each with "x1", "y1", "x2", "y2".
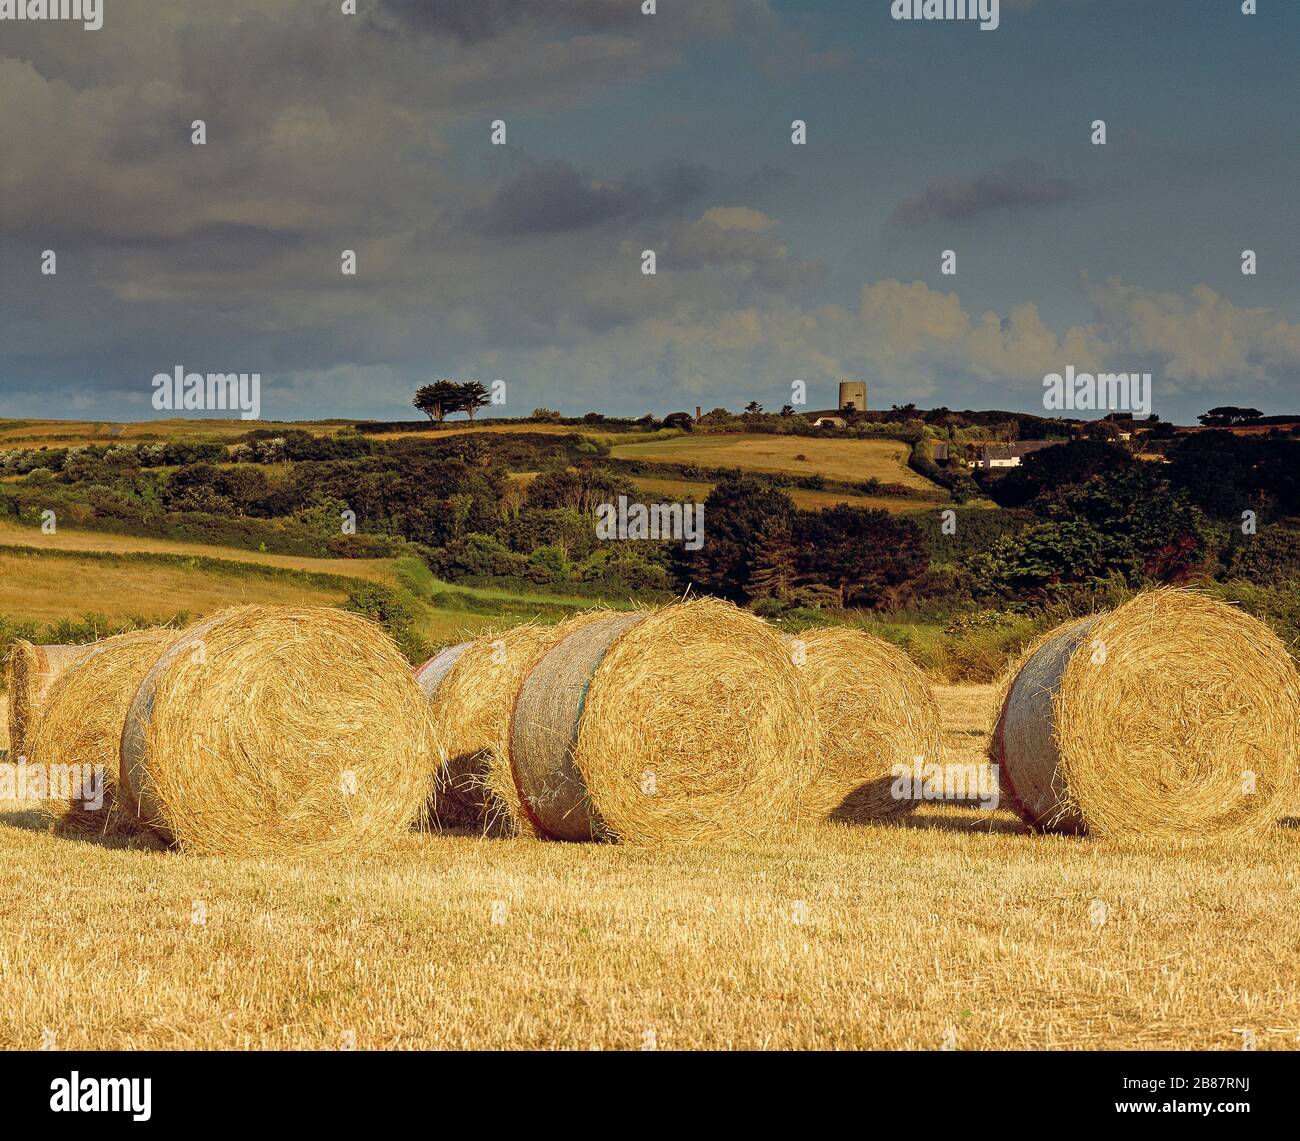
[{"x1": 414, "y1": 380, "x2": 464, "y2": 423}]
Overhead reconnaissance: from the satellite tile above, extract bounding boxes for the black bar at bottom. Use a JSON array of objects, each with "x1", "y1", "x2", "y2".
[{"x1": 0, "y1": 1049, "x2": 1285, "y2": 1128}]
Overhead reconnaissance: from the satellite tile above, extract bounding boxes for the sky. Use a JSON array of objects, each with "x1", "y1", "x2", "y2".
[{"x1": 1, "y1": 0, "x2": 1297, "y2": 425}]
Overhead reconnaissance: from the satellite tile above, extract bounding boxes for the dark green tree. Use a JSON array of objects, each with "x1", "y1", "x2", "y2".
[
  {"x1": 796, "y1": 505, "x2": 929, "y2": 608},
  {"x1": 458, "y1": 381, "x2": 491, "y2": 421},
  {"x1": 984, "y1": 440, "x2": 1135, "y2": 509},
  {"x1": 414, "y1": 380, "x2": 464, "y2": 423},
  {"x1": 524, "y1": 468, "x2": 638, "y2": 516},
  {"x1": 1198, "y1": 406, "x2": 1264, "y2": 427},
  {"x1": 747, "y1": 515, "x2": 799, "y2": 601},
  {"x1": 678, "y1": 476, "x2": 798, "y2": 602},
  {"x1": 1167, "y1": 432, "x2": 1300, "y2": 521}
]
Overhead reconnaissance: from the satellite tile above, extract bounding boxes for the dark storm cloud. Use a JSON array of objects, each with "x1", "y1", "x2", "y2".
[
  {"x1": 892, "y1": 161, "x2": 1078, "y2": 227},
  {"x1": 659, "y1": 210, "x2": 814, "y2": 291},
  {"x1": 469, "y1": 159, "x2": 710, "y2": 237},
  {"x1": 3, "y1": 0, "x2": 1293, "y2": 426}
]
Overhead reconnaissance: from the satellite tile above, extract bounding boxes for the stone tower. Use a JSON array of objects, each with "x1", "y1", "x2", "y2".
[{"x1": 839, "y1": 380, "x2": 868, "y2": 413}]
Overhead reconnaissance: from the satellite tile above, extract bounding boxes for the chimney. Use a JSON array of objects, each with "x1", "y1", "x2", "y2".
[{"x1": 695, "y1": 405, "x2": 702, "y2": 421}]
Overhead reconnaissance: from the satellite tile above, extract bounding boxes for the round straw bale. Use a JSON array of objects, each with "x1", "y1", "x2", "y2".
[
  {"x1": 29, "y1": 629, "x2": 174, "y2": 838},
  {"x1": 790, "y1": 627, "x2": 943, "y2": 821},
  {"x1": 509, "y1": 598, "x2": 816, "y2": 845},
  {"x1": 6, "y1": 643, "x2": 90, "y2": 763},
  {"x1": 425, "y1": 611, "x2": 617, "y2": 837},
  {"x1": 991, "y1": 590, "x2": 1300, "y2": 838},
  {"x1": 117, "y1": 605, "x2": 432, "y2": 856}
]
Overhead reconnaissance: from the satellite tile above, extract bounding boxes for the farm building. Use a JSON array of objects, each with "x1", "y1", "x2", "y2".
[{"x1": 969, "y1": 441, "x2": 1059, "y2": 470}]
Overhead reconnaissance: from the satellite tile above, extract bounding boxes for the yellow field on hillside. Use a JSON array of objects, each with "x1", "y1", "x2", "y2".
[
  {"x1": 610, "y1": 433, "x2": 945, "y2": 494},
  {"x1": 368, "y1": 423, "x2": 621, "y2": 445},
  {"x1": 0, "y1": 525, "x2": 596, "y2": 659},
  {"x1": 0, "y1": 417, "x2": 354, "y2": 450},
  {"x1": 0, "y1": 550, "x2": 349, "y2": 624},
  {"x1": 631, "y1": 475, "x2": 933, "y2": 514},
  {"x1": 0, "y1": 520, "x2": 396, "y2": 583},
  {"x1": 2, "y1": 684, "x2": 1297, "y2": 1051}
]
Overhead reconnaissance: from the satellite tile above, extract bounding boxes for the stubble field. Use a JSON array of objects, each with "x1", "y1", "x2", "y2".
[
  {"x1": 609, "y1": 433, "x2": 945, "y2": 493},
  {"x1": 2, "y1": 686, "x2": 1297, "y2": 1051}
]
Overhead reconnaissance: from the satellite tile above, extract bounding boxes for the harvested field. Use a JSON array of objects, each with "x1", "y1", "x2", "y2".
[
  {"x1": 3, "y1": 685, "x2": 1298, "y2": 1050},
  {"x1": 630, "y1": 475, "x2": 930, "y2": 514},
  {"x1": 0, "y1": 550, "x2": 350, "y2": 624},
  {"x1": 610, "y1": 434, "x2": 944, "y2": 493}
]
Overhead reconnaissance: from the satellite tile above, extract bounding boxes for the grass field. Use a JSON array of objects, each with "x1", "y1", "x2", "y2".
[
  {"x1": 2, "y1": 684, "x2": 1297, "y2": 1051},
  {"x1": 0, "y1": 520, "x2": 396, "y2": 584},
  {"x1": 0, "y1": 550, "x2": 353, "y2": 625},
  {"x1": 0, "y1": 417, "x2": 354, "y2": 450},
  {"x1": 396, "y1": 557, "x2": 638, "y2": 648},
  {"x1": 630, "y1": 475, "x2": 936, "y2": 514},
  {"x1": 364, "y1": 423, "x2": 631, "y2": 446},
  {"x1": 0, "y1": 523, "x2": 621, "y2": 651},
  {"x1": 610, "y1": 433, "x2": 944, "y2": 494}
]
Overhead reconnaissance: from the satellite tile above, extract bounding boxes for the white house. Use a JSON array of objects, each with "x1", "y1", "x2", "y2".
[{"x1": 969, "y1": 441, "x2": 1059, "y2": 470}]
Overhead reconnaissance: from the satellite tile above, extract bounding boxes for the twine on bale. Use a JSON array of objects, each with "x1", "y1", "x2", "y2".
[
  {"x1": 510, "y1": 611, "x2": 648, "y2": 840},
  {"x1": 424, "y1": 611, "x2": 618, "y2": 837},
  {"x1": 414, "y1": 641, "x2": 476, "y2": 824},
  {"x1": 509, "y1": 598, "x2": 816, "y2": 845},
  {"x1": 6, "y1": 643, "x2": 90, "y2": 762},
  {"x1": 29, "y1": 628, "x2": 174, "y2": 838},
  {"x1": 991, "y1": 589, "x2": 1300, "y2": 839},
  {"x1": 788, "y1": 626, "x2": 944, "y2": 822},
  {"x1": 415, "y1": 643, "x2": 474, "y2": 700},
  {"x1": 117, "y1": 605, "x2": 433, "y2": 856},
  {"x1": 990, "y1": 616, "x2": 1097, "y2": 833}
]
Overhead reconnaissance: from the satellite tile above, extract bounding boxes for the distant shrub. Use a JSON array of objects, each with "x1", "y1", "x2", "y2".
[
  {"x1": 339, "y1": 583, "x2": 430, "y2": 664},
  {"x1": 526, "y1": 545, "x2": 572, "y2": 584}
]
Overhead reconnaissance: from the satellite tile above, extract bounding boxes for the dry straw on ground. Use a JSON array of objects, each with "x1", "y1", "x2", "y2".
[
  {"x1": 117, "y1": 605, "x2": 432, "y2": 856},
  {"x1": 791, "y1": 626, "x2": 944, "y2": 821},
  {"x1": 28, "y1": 628, "x2": 174, "y2": 838},
  {"x1": 425, "y1": 611, "x2": 615, "y2": 836},
  {"x1": 5, "y1": 643, "x2": 89, "y2": 762},
  {"x1": 991, "y1": 589, "x2": 1300, "y2": 839},
  {"x1": 510, "y1": 598, "x2": 816, "y2": 845}
]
